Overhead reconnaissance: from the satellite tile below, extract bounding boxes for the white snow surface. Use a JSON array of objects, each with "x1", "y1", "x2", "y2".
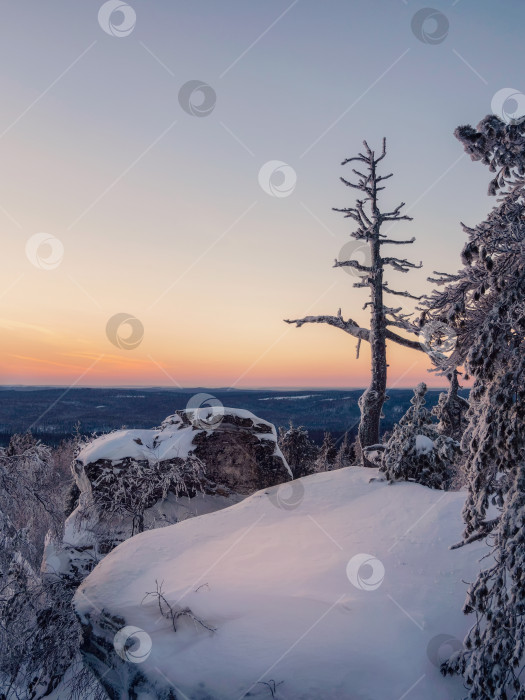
[
  {"x1": 75, "y1": 467, "x2": 487, "y2": 700},
  {"x1": 43, "y1": 491, "x2": 245, "y2": 579},
  {"x1": 416, "y1": 434, "x2": 435, "y2": 455}
]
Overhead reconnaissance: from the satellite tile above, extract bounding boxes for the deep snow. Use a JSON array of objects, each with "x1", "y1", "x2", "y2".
[{"x1": 75, "y1": 467, "x2": 487, "y2": 700}]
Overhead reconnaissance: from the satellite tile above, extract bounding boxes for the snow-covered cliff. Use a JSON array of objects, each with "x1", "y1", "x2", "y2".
[{"x1": 75, "y1": 466, "x2": 489, "y2": 700}]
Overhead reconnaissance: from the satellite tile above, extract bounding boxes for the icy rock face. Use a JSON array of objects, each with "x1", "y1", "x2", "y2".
[
  {"x1": 182, "y1": 409, "x2": 291, "y2": 493},
  {"x1": 76, "y1": 607, "x2": 178, "y2": 700},
  {"x1": 43, "y1": 408, "x2": 290, "y2": 583},
  {"x1": 75, "y1": 407, "x2": 290, "y2": 498}
]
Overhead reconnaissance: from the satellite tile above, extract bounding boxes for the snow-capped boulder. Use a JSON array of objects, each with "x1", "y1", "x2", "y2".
[
  {"x1": 75, "y1": 467, "x2": 490, "y2": 700},
  {"x1": 43, "y1": 408, "x2": 290, "y2": 583},
  {"x1": 75, "y1": 407, "x2": 289, "y2": 499}
]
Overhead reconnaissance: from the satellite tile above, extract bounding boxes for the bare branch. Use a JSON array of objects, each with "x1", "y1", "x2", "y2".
[
  {"x1": 382, "y1": 257, "x2": 423, "y2": 273},
  {"x1": 333, "y1": 259, "x2": 371, "y2": 273},
  {"x1": 375, "y1": 137, "x2": 387, "y2": 162},
  {"x1": 385, "y1": 329, "x2": 424, "y2": 351},
  {"x1": 284, "y1": 314, "x2": 424, "y2": 352},
  {"x1": 381, "y1": 202, "x2": 411, "y2": 220},
  {"x1": 340, "y1": 176, "x2": 363, "y2": 190},
  {"x1": 284, "y1": 314, "x2": 369, "y2": 341},
  {"x1": 379, "y1": 237, "x2": 416, "y2": 245},
  {"x1": 382, "y1": 283, "x2": 423, "y2": 300},
  {"x1": 341, "y1": 155, "x2": 368, "y2": 166}
]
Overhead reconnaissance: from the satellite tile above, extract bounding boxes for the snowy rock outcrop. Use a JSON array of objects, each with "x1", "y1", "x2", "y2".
[
  {"x1": 43, "y1": 408, "x2": 290, "y2": 583},
  {"x1": 75, "y1": 467, "x2": 490, "y2": 700}
]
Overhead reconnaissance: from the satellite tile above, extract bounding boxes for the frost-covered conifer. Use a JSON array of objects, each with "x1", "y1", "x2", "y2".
[
  {"x1": 314, "y1": 432, "x2": 338, "y2": 472},
  {"x1": 432, "y1": 370, "x2": 469, "y2": 442},
  {"x1": 380, "y1": 383, "x2": 459, "y2": 490},
  {"x1": 334, "y1": 432, "x2": 356, "y2": 470},
  {"x1": 278, "y1": 423, "x2": 318, "y2": 478},
  {"x1": 444, "y1": 459, "x2": 525, "y2": 699},
  {"x1": 423, "y1": 114, "x2": 525, "y2": 699}
]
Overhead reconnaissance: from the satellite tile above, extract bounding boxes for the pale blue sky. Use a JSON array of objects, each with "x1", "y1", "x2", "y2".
[{"x1": 0, "y1": 1, "x2": 523, "y2": 386}]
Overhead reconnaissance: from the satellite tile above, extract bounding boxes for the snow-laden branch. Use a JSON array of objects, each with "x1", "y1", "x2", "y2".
[
  {"x1": 284, "y1": 312, "x2": 424, "y2": 351},
  {"x1": 380, "y1": 202, "x2": 413, "y2": 222},
  {"x1": 382, "y1": 283, "x2": 423, "y2": 300},
  {"x1": 333, "y1": 259, "x2": 372, "y2": 273},
  {"x1": 382, "y1": 257, "x2": 423, "y2": 273},
  {"x1": 379, "y1": 237, "x2": 416, "y2": 245}
]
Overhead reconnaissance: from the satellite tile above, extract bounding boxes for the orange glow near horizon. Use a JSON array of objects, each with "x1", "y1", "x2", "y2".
[{"x1": 0, "y1": 319, "x2": 458, "y2": 389}]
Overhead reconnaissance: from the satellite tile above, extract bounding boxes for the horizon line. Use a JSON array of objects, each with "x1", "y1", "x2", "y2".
[{"x1": 0, "y1": 384, "x2": 458, "y2": 391}]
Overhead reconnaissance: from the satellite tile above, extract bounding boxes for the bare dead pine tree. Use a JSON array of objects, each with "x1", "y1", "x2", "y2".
[{"x1": 285, "y1": 140, "x2": 424, "y2": 465}]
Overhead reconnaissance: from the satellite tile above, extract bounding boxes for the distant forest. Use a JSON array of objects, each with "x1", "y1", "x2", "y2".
[{"x1": 0, "y1": 386, "x2": 469, "y2": 446}]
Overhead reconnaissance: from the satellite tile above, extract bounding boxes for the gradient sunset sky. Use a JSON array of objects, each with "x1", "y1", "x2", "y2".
[{"x1": 0, "y1": 0, "x2": 523, "y2": 388}]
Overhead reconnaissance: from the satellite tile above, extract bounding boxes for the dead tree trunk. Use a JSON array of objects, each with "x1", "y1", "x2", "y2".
[
  {"x1": 357, "y1": 154, "x2": 388, "y2": 465},
  {"x1": 285, "y1": 139, "x2": 424, "y2": 466}
]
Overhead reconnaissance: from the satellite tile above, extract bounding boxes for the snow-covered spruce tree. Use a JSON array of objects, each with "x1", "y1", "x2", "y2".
[
  {"x1": 421, "y1": 114, "x2": 525, "y2": 698},
  {"x1": 431, "y1": 369, "x2": 469, "y2": 442},
  {"x1": 285, "y1": 140, "x2": 425, "y2": 466},
  {"x1": 278, "y1": 423, "x2": 318, "y2": 478},
  {"x1": 446, "y1": 460, "x2": 525, "y2": 700},
  {"x1": 380, "y1": 382, "x2": 459, "y2": 489},
  {"x1": 334, "y1": 432, "x2": 356, "y2": 469},
  {"x1": 314, "y1": 431, "x2": 338, "y2": 472}
]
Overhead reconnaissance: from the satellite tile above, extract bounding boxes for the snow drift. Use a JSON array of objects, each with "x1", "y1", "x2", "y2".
[{"x1": 75, "y1": 467, "x2": 488, "y2": 700}]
